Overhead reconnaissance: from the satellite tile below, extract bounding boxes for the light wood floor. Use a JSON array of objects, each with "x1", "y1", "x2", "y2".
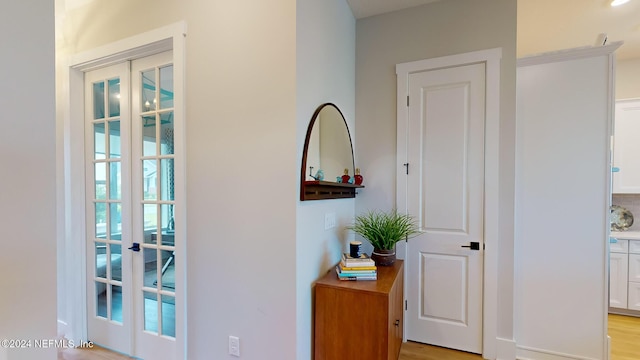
[{"x1": 59, "y1": 314, "x2": 640, "y2": 360}]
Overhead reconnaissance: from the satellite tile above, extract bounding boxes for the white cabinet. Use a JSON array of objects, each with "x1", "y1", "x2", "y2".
[
  {"x1": 613, "y1": 99, "x2": 640, "y2": 194},
  {"x1": 610, "y1": 240, "x2": 628, "y2": 309},
  {"x1": 609, "y1": 238, "x2": 640, "y2": 312}
]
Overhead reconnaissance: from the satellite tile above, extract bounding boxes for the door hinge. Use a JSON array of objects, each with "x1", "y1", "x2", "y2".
[
  {"x1": 407, "y1": 95, "x2": 409, "y2": 107},
  {"x1": 403, "y1": 163, "x2": 409, "y2": 175},
  {"x1": 405, "y1": 300, "x2": 407, "y2": 310}
]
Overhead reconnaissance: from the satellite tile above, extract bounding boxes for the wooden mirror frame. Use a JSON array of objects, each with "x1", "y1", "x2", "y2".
[{"x1": 300, "y1": 103, "x2": 364, "y2": 201}]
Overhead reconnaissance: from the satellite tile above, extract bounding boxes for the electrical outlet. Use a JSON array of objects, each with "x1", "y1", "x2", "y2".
[
  {"x1": 229, "y1": 336, "x2": 240, "y2": 357},
  {"x1": 325, "y1": 212, "x2": 336, "y2": 230}
]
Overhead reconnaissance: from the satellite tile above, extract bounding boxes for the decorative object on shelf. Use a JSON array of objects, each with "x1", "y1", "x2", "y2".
[
  {"x1": 354, "y1": 168, "x2": 363, "y2": 185},
  {"x1": 349, "y1": 240, "x2": 362, "y2": 258},
  {"x1": 341, "y1": 168, "x2": 351, "y2": 184},
  {"x1": 611, "y1": 205, "x2": 634, "y2": 231},
  {"x1": 308, "y1": 166, "x2": 325, "y2": 181},
  {"x1": 347, "y1": 210, "x2": 420, "y2": 266}
]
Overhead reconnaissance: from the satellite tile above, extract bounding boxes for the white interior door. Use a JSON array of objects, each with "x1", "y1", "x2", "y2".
[
  {"x1": 85, "y1": 62, "x2": 132, "y2": 354},
  {"x1": 130, "y1": 51, "x2": 177, "y2": 359},
  {"x1": 403, "y1": 62, "x2": 485, "y2": 353},
  {"x1": 85, "y1": 51, "x2": 178, "y2": 359}
]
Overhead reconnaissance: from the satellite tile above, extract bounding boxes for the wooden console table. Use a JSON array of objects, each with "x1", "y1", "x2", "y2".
[{"x1": 314, "y1": 260, "x2": 404, "y2": 360}]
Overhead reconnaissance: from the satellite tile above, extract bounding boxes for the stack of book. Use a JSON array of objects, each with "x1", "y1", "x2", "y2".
[{"x1": 335, "y1": 253, "x2": 377, "y2": 281}]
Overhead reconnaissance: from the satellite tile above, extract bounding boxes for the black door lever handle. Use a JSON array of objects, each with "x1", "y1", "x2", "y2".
[
  {"x1": 461, "y1": 242, "x2": 480, "y2": 250},
  {"x1": 128, "y1": 242, "x2": 141, "y2": 252}
]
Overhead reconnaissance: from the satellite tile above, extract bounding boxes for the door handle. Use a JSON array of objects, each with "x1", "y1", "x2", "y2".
[
  {"x1": 461, "y1": 242, "x2": 480, "y2": 251},
  {"x1": 128, "y1": 242, "x2": 141, "y2": 252}
]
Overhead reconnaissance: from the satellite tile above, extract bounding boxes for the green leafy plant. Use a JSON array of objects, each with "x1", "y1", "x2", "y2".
[{"x1": 347, "y1": 210, "x2": 420, "y2": 250}]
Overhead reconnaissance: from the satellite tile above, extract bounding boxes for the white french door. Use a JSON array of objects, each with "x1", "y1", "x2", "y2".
[
  {"x1": 85, "y1": 51, "x2": 178, "y2": 359},
  {"x1": 402, "y1": 62, "x2": 486, "y2": 354}
]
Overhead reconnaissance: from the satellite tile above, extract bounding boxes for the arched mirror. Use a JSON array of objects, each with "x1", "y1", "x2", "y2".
[{"x1": 300, "y1": 103, "x2": 363, "y2": 201}]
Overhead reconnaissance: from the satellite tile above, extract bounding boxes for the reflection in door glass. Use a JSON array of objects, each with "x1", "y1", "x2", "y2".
[
  {"x1": 94, "y1": 122, "x2": 106, "y2": 160},
  {"x1": 143, "y1": 291, "x2": 158, "y2": 334},
  {"x1": 109, "y1": 120, "x2": 121, "y2": 158},
  {"x1": 161, "y1": 295, "x2": 176, "y2": 337},
  {"x1": 95, "y1": 203, "x2": 107, "y2": 239},
  {"x1": 142, "y1": 115, "x2": 157, "y2": 156},
  {"x1": 143, "y1": 248, "x2": 158, "y2": 288},
  {"x1": 110, "y1": 243, "x2": 122, "y2": 282},
  {"x1": 159, "y1": 65, "x2": 173, "y2": 109},
  {"x1": 111, "y1": 285, "x2": 123, "y2": 324},
  {"x1": 108, "y1": 78, "x2": 120, "y2": 117},
  {"x1": 93, "y1": 81, "x2": 105, "y2": 119},
  {"x1": 95, "y1": 163, "x2": 106, "y2": 200},
  {"x1": 110, "y1": 203, "x2": 122, "y2": 240},
  {"x1": 142, "y1": 69, "x2": 156, "y2": 111},
  {"x1": 96, "y1": 282, "x2": 107, "y2": 319}
]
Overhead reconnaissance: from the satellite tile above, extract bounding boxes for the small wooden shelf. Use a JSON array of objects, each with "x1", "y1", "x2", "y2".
[
  {"x1": 314, "y1": 260, "x2": 404, "y2": 360},
  {"x1": 301, "y1": 181, "x2": 364, "y2": 201}
]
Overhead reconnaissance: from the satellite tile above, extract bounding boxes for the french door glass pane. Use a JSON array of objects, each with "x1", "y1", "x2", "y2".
[
  {"x1": 160, "y1": 250, "x2": 175, "y2": 291},
  {"x1": 160, "y1": 112, "x2": 174, "y2": 155},
  {"x1": 142, "y1": 69, "x2": 156, "y2": 111},
  {"x1": 142, "y1": 115, "x2": 157, "y2": 156},
  {"x1": 94, "y1": 122, "x2": 106, "y2": 160},
  {"x1": 161, "y1": 295, "x2": 176, "y2": 337},
  {"x1": 112, "y1": 285, "x2": 123, "y2": 323},
  {"x1": 143, "y1": 160, "x2": 157, "y2": 200},
  {"x1": 110, "y1": 203, "x2": 122, "y2": 240},
  {"x1": 111, "y1": 243, "x2": 122, "y2": 282},
  {"x1": 143, "y1": 204, "x2": 158, "y2": 243},
  {"x1": 110, "y1": 162, "x2": 121, "y2": 200},
  {"x1": 109, "y1": 120, "x2": 121, "y2": 158},
  {"x1": 95, "y1": 203, "x2": 107, "y2": 239},
  {"x1": 93, "y1": 82, "x2": 105, "y2": 119},
  {"x1": 160, "y1": 160, "x2": 174, "y2": 202},
  {"x1": 144, "y1": 248, "x2": 158, "y2": 288},
  {"x1": 108, "y1": 78, "x2": 120, "y2": 117},
  {"x1": 143, "y1": 292, "x2": 158, "y2": 334},
  {"x1": 95, "y1": 163, "x2": 106, "y2": 199},
  {"x1": 97, "y1": 283, "x2": 107, "y2": 318},
  {"x1": 95, "y1": 242, "x2": 107, "y2": 278},
  {"x1": 159, "y1": 66, "x2": 173, "y2": 109}
]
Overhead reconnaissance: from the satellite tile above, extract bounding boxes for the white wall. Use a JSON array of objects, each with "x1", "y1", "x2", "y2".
[
  {"x1": 0, "y1": 1, "x2": 57, "y2": 360},
  {"x1": 617, "y1": 58, "x2": 640, "y2": 99},
  {"x1": 56, "y1": 1, "x2": 298, "y2": 359},
  {"x1": 354, "y1": 0, "x2": 517, "y2": 351},
  {"x1": 515, "y1": 47, "x2": 615, "y2": 360},
  {"x1": 295, "y1": 1, "x2": 356, "y2": 359}
]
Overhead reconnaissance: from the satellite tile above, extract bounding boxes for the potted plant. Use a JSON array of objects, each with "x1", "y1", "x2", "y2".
[{"x1": 347, "y1": 209, "x2": 420, "y2": 266}]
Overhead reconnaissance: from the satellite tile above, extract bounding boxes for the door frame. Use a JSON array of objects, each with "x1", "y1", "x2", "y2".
[
  {"x1": 60, "y1": 22, "x2": 187, "y2": 359},
  {"x1": 396, "y1": 48, "x2": 507, "y2": 359}
]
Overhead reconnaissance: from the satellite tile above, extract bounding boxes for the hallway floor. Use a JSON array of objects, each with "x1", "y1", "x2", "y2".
[{"x1": 58, "y1": 314, "x2": 640, "y2": 360}]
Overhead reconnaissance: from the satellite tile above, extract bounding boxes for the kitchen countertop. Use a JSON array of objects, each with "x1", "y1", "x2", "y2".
[{"x1": 611, "y1": 231, "x2": 640, "y2": 240}]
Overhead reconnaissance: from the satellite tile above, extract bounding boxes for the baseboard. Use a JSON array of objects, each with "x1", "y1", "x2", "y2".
[
  {"x1": 496, "y1": 337, "x2": 516, "y2": 360},
  {"x1": 517, "y1": 345, "x2": 601, "y2": 360}
]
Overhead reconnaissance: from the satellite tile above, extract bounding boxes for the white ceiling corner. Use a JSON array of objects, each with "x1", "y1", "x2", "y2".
[{"x1": 346, "y1": 0, "x2": 441, "y2": 19}]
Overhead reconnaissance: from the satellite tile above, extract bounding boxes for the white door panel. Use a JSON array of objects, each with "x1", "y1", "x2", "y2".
[{"x1": 405, "y1": 62, "x2": 485, "y2": 354}]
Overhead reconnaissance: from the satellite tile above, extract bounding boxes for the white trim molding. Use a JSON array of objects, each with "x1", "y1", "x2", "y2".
[
  {"x1": 396, "y1": 47, "x2": 504, "y2": 360},
  {"x1": 517, "y1": 345, "x2": 603, "y2": 360}
]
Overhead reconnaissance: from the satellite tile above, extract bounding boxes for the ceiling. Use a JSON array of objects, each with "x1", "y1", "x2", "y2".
[{"x1": 346, "y1": 0, "x2": 640, "y2": 60}]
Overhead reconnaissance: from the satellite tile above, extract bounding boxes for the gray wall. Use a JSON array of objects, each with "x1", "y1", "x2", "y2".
[
  {"x1": 355, "y1": 0, "x2": 517, "y2": 344},
  {"x1": 1, "y1": 1, "x2": 57, "y2": 359},
  {"x1": 295, "y1": 1, "x2": 356, "y2": 359}
]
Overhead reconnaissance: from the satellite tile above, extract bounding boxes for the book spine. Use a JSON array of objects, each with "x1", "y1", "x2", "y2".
[
  {"x1": 338, "y1": 276, "x2": 377, "y2": 281},
  {"x1": 340, "y1": 261, "x2": 376, "y2": 270}
]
